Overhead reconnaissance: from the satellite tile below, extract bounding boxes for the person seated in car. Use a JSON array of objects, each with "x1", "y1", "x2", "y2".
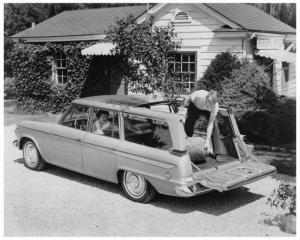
[{"x1": 92, "y1": 110, "x2": 111, "y2": 135}]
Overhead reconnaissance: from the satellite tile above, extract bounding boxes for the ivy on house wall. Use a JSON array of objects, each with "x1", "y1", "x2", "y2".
[{"x1": 10, "y1": 41, "x2": 95, "y2": 113}]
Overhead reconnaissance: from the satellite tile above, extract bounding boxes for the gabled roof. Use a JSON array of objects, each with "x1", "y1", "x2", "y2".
[
  {"x1": 11, "y1": 5, "x2": 148, "y2": 40},
  {"x1": 12, "y1": 3, "x2": 295, "y2": 42},
  {"x1": 205, "y1": 3, "x2": 295, "y2": 34}
]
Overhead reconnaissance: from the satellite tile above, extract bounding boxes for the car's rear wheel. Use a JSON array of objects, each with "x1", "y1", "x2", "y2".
[
  {"x1": 121, "y1": 171, "x2": 156, "y2": 203},
  {"x1": 23, "y1": 140, "x2": 46, "y2": 171}
]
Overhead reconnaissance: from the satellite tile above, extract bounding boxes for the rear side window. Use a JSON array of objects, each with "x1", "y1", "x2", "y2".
[{"x1": 123, "y1": 113, "x2": 173, "y2": 150}]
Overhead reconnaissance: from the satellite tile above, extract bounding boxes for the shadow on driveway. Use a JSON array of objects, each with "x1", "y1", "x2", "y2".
[{"x1": 14, "y1": 157, "x2": 264, "y2": 216}]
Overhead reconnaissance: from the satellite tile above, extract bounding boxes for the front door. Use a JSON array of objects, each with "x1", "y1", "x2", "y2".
[
  {"x1": 41, "y1": 104, "x2": 90, "y2": 172},
  {"x1": 82, "y1": 108, "x2": 120, "y2": 181}
]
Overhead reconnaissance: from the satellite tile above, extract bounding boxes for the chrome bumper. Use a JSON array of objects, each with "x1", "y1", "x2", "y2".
[{"x1": 175, "y1": 183, "x2": 212, "y2": 197}]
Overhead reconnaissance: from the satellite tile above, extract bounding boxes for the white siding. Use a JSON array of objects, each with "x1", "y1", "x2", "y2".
[
  {"x1": 288, "y1": 63, "x2": 296, "y2": 97},
  {"x1": 153, "y1": 3, "x2": 244, "y2": 81}
]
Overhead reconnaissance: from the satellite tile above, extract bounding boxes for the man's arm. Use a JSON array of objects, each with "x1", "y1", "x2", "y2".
[
  {"x1": 206, "y1": 113, "x2": 215, "y2": 154},
  {"x1": 179, "y1": 95, "x2": 191, "y2": 113}
]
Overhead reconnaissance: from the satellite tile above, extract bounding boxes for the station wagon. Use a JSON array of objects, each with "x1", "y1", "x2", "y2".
[{"x1": 14, "y1": 95, "x2": 276, "y2": 203}]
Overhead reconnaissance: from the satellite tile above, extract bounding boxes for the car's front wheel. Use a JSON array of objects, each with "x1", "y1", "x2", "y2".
[
  {"x1": 121, "y1": 171, "x2": 156, "y2": 203},
  {"x1": 23, "y1": 140, "x2": 46, "y2": 171}
]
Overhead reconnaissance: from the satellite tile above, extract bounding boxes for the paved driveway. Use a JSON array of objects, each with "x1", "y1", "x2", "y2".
[{"x1": 4, "y1": 125, "x2": 294, "y2": 236}]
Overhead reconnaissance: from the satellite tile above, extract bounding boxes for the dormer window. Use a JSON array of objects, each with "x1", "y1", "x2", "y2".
[{"x1": 172, "y1": 11, "x2": 191, "y2": 23}]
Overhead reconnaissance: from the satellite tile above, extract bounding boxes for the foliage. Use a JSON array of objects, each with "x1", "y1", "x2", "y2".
[
  {"x1": 239, "y1": 96, "x2": 296, "y2": 145},
  {"x1": 105, "y1": 15, "x2": 182, "y2": 98},
  {"x1": 219, "y1": 61, "x2": 273, "y2": 119},
  {"x1": 268, "y1": 182, "x2": 296, "y2": 216},
  {"x1": 197, "y1": 52, "x2": 241, "y2": 93},
  {"x1": 4, "y1": 77, "x2": 16, "y2": 99},
  {"x1": 10, "y1": 41, "x2": 94, "y2": 113},
  {"x1": 250, "y1": 3, "x2": 296, "y2": 28},
  {"x1": 4, "y1": 3, "x2": 144, "y2": 78}
]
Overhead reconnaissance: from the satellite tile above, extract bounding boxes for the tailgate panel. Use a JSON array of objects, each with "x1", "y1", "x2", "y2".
[{"x1": 194, "y1": 161, "x2": 276, "y2": 192}]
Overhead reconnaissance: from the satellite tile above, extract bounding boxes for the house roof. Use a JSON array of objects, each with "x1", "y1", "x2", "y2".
[
  {"x1": 205, "y1": 3, "x2": 296, "y2": 34},
  {"x1": 11, "y1": 5, "x2": 149, "y2": 40},
  {"x1": 12, "y1": 3, "x2": 295, "y2": 41}
]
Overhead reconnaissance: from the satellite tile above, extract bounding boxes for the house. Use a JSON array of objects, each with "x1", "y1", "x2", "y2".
[{"x1": 12, "y1": 3, "x2": 296, "y2": 97}]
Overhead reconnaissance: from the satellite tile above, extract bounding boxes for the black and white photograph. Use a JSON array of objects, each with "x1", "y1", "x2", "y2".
[{"x1": 3, "y1": 0, "x2": 297, "y2": 237}]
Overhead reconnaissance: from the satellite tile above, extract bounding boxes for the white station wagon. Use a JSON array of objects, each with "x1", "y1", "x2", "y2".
[{"x1": 14, "y1": 95, "x2": 276, "y2": 203}]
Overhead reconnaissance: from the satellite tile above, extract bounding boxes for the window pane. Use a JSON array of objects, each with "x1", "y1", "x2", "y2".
[
  {"x1": 190, "y1": 63, "x2": 195, "y2": 72},
  {"x1": 182, "y1": 63, "x2": 188, "y2": 72},
  {"x1": 175, "y1": 63, "x2": 181, "y2": 72},
  {"x1": 57, "y1": 60, "x2": 61, "y2": 67},
  {"x1": 182, "y1": 54, "x2": 189, "y2": 62},
  {"x1": 62, "y1": 69, "x2": 67, "y2": 77},
  {"x1": 123, "y1": 113, "x2": 173, "y2": 150},
  {"x1": 91, "y1": 108, "x2": 119, "y2": 139},
  {"x1": 58, "y1": 69, "x2": 63, "y2": 76},
  {"x1": 61, "y1": 60, "x2": 66, "y2": 67},
  {"x1": 190, "y1": 54, "x2": 195, "y2": 62},
  {"x1": 62, "y1": 105, "x2": 89, "y2": 130},
  {"x1": 175, "y1": 54, "x2": 181, "y2": 62},
  {"x1": 190, "y1": 74, "x2": 195, "y2": 82}
]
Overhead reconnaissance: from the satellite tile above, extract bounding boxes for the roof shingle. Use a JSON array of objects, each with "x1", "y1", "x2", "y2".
[
  {"x1": 12, "y1": 3, "x2": 295, "y2": 40},
  {"x1": 205, "y1": 3, "x2": 295, "y2": 34},
  {"x1": 12, "y1": 5, "x2": 148, "y2": 38}
]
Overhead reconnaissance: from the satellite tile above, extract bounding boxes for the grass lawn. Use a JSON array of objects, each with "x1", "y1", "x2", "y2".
[{"x1": 4, "y1": 100, "x2": 61, "y2": 126}]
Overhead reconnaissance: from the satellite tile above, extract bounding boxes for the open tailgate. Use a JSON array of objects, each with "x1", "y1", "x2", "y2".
[{"x1": 194, "y1": 161, "x2": 276, "y2": 192}]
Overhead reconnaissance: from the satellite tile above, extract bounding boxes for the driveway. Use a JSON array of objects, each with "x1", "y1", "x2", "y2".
[{"x1": 4, "y1": 125, "x2": 295, "y2": 236}]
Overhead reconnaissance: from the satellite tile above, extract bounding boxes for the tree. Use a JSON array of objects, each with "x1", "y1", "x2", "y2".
[
  {"x1": 251, "y1": 3, "x2": 296, "y2": 28},
  {"x1": 105, "y1": 15, "x2": 182, "y2": 98}
]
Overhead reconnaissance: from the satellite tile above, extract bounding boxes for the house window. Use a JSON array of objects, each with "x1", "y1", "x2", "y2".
[
  {"x1": 282, "y1": 62, "x2": 289, "y2": 82},
  {"x1": 169, "y1": 52, "x2": 196, "y2": 92},
  {"x1": 53, "y1": 51, "x2": 67, "y2": 84}
]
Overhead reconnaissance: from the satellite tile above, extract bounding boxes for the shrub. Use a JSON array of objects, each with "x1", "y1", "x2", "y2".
[
  {"x1": 220, "y1": 61, "x2": 273, "y2": 119},
  {"x1": 268, "y1": 182, "x2": 296, "y2": 216},
  {"x1": 4, "y1": 77, "x2": 16, "y2": 99},
  {"x1": 197, "y1": 52, "x2": 241, "y2": 92},
  {"x1": 10, "y1": 41, "x2": 94, "y2": 113},
  {"x1": 239, "y1": 96, "x2": 296, "y2": 145}
]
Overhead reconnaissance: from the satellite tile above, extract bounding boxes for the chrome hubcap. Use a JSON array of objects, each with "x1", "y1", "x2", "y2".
[
  {"x1": 124, "y1": 171, "x2": 146, "y2": 198},
  {"x1": 24, "y1": 143, "x2": 38, "y2": 167}
]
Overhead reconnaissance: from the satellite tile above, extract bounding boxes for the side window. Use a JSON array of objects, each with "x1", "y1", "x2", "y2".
[
  {"x1": 61, "y1": 105, "x2": 89, "y2": 130},
  {"x1": 123, "y1": 113, "x2": 173, "y2": 150},
  {"x1": 90, "y1": 108, "x2": 119, "y2": 139}
]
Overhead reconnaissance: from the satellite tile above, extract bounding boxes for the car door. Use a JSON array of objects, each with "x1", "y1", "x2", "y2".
[
  {"x1": 81, "y1": 108, "x2": 120, "y2": 181},
  {"x1": 40, "y1": 104, "x2": 90, "y2": 172}
]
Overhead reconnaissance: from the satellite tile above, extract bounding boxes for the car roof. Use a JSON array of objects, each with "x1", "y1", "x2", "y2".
[{"x1": 74, "y1": 95, "x2": 151, "y2": 107}]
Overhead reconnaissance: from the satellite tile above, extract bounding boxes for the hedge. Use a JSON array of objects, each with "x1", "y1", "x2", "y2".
[{"x1": 10, "y1": 41, "x2": 95, "y2": 113}]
